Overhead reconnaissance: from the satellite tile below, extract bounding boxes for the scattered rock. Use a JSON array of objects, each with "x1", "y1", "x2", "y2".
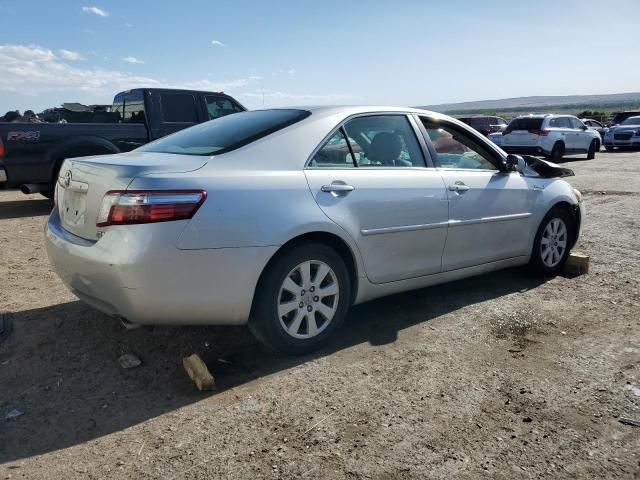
[
  {"x1": 522, "y1": 417, "x2": 533, "y2": 423},
  {"x1": 118, "y1": 353, "x2": 142, "y2": 369},
  {"x1": 5, "y1": 409, "x2": 24, "y2": 420},
  {"x1": 618, "y1": 417, "x2": 640, "y2": 427}
]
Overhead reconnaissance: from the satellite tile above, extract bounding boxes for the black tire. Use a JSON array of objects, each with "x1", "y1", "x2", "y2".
[
  {"x1": 550, "y1": 142, "x2": 565, "y2": 161},
  {"x1": 605, "y1": 146, "x2": 614, "y2": 152},
  {"x1": 248, "y1": 242, "x2": 352, "y2": 355},
  {"x1": 528, "y1": 207, "x2": 574, "y2": 276},
  {"x1": 587, "y1": 139, "x2": 598, "y2": 160}
]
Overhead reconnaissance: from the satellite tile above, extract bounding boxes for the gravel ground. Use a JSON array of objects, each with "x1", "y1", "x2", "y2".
[{"x1": 1, "y1": 150, "x2": 639, "y2": 479}]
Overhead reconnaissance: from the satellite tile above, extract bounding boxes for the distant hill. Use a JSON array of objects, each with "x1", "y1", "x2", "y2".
[{"x1": 419, "y1": 92, "x2": 640, "y2": 116}]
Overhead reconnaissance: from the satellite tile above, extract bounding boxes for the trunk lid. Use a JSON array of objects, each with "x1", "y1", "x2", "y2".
[{"x1": 56, "y1": 151, "x2": 207, "y2": 240}]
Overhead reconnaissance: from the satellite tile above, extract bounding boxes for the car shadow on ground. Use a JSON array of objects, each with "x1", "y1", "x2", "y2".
[
  {"x1": 0, "y1": 268, "x2": 546, "y2": 464},
  {"x1": 0, "y1": 198, "x2": 53, "y2": 220}
]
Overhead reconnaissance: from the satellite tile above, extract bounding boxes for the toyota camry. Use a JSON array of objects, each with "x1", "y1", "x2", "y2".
[{"x1": 45, "y1": 107, "x2": 584, "y2": 354}]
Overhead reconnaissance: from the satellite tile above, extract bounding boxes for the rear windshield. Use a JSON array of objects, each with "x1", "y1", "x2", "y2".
[
  {"x1": 507, "y1": 117, "x2": 543, "y2": 131},
  {"x1": 621, "y1": 116, "x2": 640, "y2": 125},
  {"x1": 138, "y1": 109, "x2": 311, "y2": 156}
]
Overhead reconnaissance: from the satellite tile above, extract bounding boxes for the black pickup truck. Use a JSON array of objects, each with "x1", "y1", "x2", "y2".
[{"x1": 0, "y1": 88, "x2": 245, "y2": 197}]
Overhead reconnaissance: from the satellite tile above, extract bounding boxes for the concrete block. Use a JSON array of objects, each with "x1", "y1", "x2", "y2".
[{"x1": 183, "y1": 354, "x2": 215, "y2": 391}]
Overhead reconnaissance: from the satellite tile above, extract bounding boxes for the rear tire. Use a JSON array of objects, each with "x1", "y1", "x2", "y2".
[
  {"x1": 587, "y1": 139, "x2": 598, "y2": 159},
  {"x1": 248, "y1": 243, "x2": 352, "y2": 355},
  {"x1": 528, "y1": 207, "x2": 574, "y2": 276},
  {"x1": 550, "y1": 142, "x2": 565, "y2": 161}
]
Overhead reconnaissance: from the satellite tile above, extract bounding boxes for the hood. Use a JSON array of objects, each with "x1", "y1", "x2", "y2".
[{"x1": 521, "y1": 156, "x2": 574, "y2": 178}]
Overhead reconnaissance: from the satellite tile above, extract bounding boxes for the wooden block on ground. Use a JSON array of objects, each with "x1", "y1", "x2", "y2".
[
  {"x1": 183, "y1": 354, "x2": 215, "y2": 391},
  {"x1": 564, "y1": 251, "x2": 589, "y2": 276}
]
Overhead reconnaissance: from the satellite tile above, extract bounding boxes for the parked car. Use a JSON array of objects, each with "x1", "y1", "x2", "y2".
[
  {"x1": 581, "y1": 118, "x2": 607, "y2": 141},
  {"x1": 45, "y1": 106, "x2": 584, "y2": 355},
  {"x1": 501, "y1": 114, "x2": 600, "y2": 160},
  {"x1": 607, "y1": 110, "x2": 640, "y2": 127},
  {"x1": 0, "y1": 88, "x2": 245, "y2": 197},
  {"x1": 603, "y1": 116, "x2": 640, "y2": 150},
  {"x1": 487, "y1": 131, "x2": 503, "y2": 146},
  {"x1": 457, "y1": 116, "x2": 508, "y2": 136}
]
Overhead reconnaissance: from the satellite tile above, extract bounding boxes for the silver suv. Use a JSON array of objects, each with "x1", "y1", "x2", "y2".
[{"x1": 501, "y1": 114, "x2": 601, "y2": 160}]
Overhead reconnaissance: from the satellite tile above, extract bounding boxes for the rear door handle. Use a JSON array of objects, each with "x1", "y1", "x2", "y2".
[{"x1": 321, "y1": 183, "x2": 355, "y2": 193}]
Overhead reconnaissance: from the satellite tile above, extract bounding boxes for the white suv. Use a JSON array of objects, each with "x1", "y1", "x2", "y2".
[{"x1": 501, "y1": 115, "x2": 600, "y2": 160}]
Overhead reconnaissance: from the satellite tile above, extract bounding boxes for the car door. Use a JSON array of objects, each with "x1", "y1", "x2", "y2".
[
  {"x1": 569, "y1": 117, "x2": 590, "y2": 150},
  {"x1": 418, "y1": 117, "x2": 535, "y2": 271},
  {"x1": 304, "y1": 114, "x2": 449, "y2": 284}
]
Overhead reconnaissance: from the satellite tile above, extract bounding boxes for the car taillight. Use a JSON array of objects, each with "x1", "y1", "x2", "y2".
[
  {"x1": 96, "y1": 190, "x2": 206, "y2": 227},
  {"x1": 529, "y1": 129, "x2": 550, "y2": 136},
  {"x1": 0, "y1": 138, "x2": 4, "y2": 158}
]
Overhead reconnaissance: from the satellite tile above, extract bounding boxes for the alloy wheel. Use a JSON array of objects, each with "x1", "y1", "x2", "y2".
[
  {"x1": 540, "y1": 218, "x2": 568, "y2": 268},
  {"x1": 277, "y1": 260, "x2": 340, "y2": 339}
]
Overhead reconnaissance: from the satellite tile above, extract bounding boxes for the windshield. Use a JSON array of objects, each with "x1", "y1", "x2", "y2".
[
  {"x1": 621, "y1": 116, "x2": 640, "y2": 126},
  {"x1": 138, "y1": 109, "x2": 311, "y2": 156}
]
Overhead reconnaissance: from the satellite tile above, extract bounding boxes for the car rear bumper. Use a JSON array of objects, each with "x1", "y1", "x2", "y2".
[
  {"x1": 45, "y1": 208, "x2": 278, "y2": 326},
  {"x1": 502, "y1": 146, "x2": 547, "y2": 155}
]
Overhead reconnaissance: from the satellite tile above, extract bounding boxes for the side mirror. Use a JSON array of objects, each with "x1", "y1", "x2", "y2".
[
  {"x1": 581, "y1": 125, "x2": 588, "y2": 130},
  {"x1": 505, "y1": 154, "x2": 524, "y2": 173}
]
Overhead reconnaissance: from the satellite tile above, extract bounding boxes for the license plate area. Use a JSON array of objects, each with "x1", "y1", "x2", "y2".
[{"x1": 59, "y1": 187, "x2": 88, "y2": 228}]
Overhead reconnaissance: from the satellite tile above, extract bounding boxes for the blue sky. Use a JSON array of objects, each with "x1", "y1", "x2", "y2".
[{"x1": 1, "y1": 0, "x2": 639, "y2": 113}]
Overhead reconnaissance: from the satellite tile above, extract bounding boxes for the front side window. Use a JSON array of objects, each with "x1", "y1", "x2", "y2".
[
  {"x1": 138, "y1": 109, "x2": 310, "y2": 156},
  {"x1": 206, "y1": 96, "x2": 244, "y2": 120},
  {"x1": 422, "y1": 120, "x2": 498, "y2": 170},
  {"x1": 161, "y1": 93, "x2": 198, "y2": 123},
  {"x1": 570, "y1": 118, "x2": 584, "y2": 129},
  {"x1": 343, "y1": 115, "x2": 425, "y2": 167}
]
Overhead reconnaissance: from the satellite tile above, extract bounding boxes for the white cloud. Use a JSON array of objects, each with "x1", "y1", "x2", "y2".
[
  {"x1": 0, "y1": 44, "x2": 158, "y2": 96},
  {"x1": 81, "y1": 6, "x2": 109, "y2": 17},
  {"x1": 211, "y1": 40, "x2": 226, "y2": 47},
  {"x1": 124, "y1": 23, "x2": 134, "y2": 28},
  {"x1": 58, "y1": 49, "x2": 84, "y2": 61},
  {"x1": 288, "y1": 68, "x2": 296, "y2": 75},
  {"x1": 0, "y1": 44, "x2": 261, "y2": 100},
  {"x1": 122, "y1": 56, "x2": 144, "y2": 64}
]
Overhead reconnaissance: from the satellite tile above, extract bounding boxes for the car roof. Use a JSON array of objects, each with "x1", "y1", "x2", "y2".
[{"x1": 272, "y1": 105, "x2": 449, "y2": 121}]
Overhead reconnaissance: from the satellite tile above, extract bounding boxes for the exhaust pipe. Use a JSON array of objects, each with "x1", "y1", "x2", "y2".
[{"x1": 20, "y1": 183, "x2": 48, "y2": 194}]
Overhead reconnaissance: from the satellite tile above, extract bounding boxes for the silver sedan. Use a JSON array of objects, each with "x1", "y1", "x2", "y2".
[{"x1": 45, "y1": 107, "x2": 584, "y2": 354}]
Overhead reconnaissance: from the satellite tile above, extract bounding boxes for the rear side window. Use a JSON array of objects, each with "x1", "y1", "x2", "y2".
[
  {"x1": 138, "y1": 109, "x2": 310, "y2": 156},
  {"x1": 507, "y1": 118, "x2": 543, "y2": 131},
  {"x1": 123, "y1": 90, "x2": 146, "y2": 124},
  {"x1": 161, "y1": 93, "x2": 198, "y2": 123},
  {"x1": 206, "y1": 96, "x2": 244, "y2": 120},
  {"x1": 469, "y1": 118, "x2": 488, "y2": 128},
  {"x1": 549, "y1": 117, "x2": 572, "y2": 128}
]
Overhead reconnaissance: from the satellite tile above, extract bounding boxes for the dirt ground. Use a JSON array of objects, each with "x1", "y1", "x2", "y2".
[{"x1": 1, "y1": 150, "x2": 639, "y2": 479}]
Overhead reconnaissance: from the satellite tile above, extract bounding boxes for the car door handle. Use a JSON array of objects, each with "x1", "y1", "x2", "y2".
[
  {"x1": 321, "y1": 183, "x2": 355, "y2": 193},
  {"x1": 448, "y1": 184, "x2": 470, "y2": 193}
]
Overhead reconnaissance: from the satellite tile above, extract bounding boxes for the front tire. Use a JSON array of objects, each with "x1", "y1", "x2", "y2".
[
  {"x1": 550, "y1": 142, "x2": 565, "y2": 161},
  {"x1": 587, "y1": 139, "x2": 598, "y2": 159},
  {"x1": 529, "y1": 208, "x2": 574, "y2": 275},
  {"x1": 249, "y1": 243, "x2": 352, "y2": 355}
]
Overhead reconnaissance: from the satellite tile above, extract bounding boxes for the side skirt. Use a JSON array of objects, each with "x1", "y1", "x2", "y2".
[{"x1": 353, "y1": 256, "x2": 529, "y2": 305}]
